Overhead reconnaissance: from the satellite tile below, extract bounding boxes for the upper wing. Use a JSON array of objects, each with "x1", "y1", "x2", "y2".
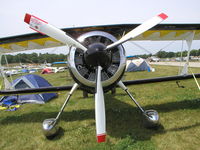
[{"x1": 1, "y1": 23, "x2": 200, "y2": 53}]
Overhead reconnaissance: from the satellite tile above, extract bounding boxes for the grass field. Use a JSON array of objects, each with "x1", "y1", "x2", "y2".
[{"x1": 0, "y1": 65, "x2": 200, "y2": 150}]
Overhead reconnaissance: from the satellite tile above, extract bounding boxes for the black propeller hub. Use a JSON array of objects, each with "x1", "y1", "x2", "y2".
[{"x1": 84, "y1": 43, "x2": 111, "y2": 68}]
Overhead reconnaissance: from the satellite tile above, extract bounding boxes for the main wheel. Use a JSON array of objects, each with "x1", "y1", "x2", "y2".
[
  {"x1": 42, "y1": 118, "x2": 59, "y2": 139},
  {"x1": 142, "y1": 110, "x2": 160, "y2": 129}
]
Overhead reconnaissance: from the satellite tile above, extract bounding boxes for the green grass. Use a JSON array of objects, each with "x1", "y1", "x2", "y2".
[{"x1": 0, "y1": 65, "x2": 200, "y2": 150}]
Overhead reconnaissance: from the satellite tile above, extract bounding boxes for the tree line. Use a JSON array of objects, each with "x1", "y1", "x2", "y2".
[
  {"x1": 138, "y1": 49, "x2": 200, "y2": 58},
  {"x1": 1, "y1": 53, "x2": 67, "y2": 65},
  {"x1": 2, "y1": 49, "x2": 200, "y2": 64}
]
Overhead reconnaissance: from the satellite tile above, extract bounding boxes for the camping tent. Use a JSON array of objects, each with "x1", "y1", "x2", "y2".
[
  {"x1": 21, "y1": 69, "x2": 29, "y2": 73},
  {"x1": 0, "y1": 74, "x2": 57, "y2": 104},
  {"x1": 52, "y1": 61, "x2": 67, "y2": 65},
  {"x1": 126, "y1": 58, "x2": 152, "y2": 72},
  {"x1": 41, "y1": 68, "x2": 53, "y2": 74}
]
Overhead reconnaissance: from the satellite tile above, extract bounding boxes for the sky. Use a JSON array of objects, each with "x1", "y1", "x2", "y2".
[{"x1": 1, "y1": 0, "x2": 200, "y2": 55}]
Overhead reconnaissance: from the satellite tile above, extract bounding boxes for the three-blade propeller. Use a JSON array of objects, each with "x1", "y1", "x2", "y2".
[{"x1": 24, "y1": 12, "x2": 168, "y2": 142}]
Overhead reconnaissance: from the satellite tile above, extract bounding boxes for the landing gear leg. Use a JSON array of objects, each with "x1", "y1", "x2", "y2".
[
  {"x1": 42, "y1": 83, "x2": 79, "y2": 138},
  {"x1": 118, "y1": 81, "x2": 160, "y2": 128}
]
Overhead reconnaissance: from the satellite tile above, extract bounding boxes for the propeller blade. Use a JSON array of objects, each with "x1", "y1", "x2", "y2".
[
  {"x1": 24, "y1": 13, "x2": 87, "y2": 51},
  {"x1": 106, "y1": 13, "x2": 168, "y2": 50},
  {"x1": 95, "y1": 66, "x2": 106, "y2": 143}
]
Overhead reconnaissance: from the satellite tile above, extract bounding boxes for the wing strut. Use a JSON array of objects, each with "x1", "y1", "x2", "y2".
[
  {"x1": 180, "y1": 31, "x2": 195, "y2": 75},
  {"x1": 0, "y1": 53, "x2": 12, "y2": 90}
]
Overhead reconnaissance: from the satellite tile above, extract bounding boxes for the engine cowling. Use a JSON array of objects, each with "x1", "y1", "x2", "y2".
[{"x1": 67, "y1": 31, "x2": 126, "y2": 93}]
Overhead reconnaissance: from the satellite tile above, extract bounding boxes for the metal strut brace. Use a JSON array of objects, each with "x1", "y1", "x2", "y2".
[
  {"x1": 54, "y1": 83, "x2": 79, "y2": 124},
  {"x1": 118, "y1": 81, "x2": 144, "y2": 113}
]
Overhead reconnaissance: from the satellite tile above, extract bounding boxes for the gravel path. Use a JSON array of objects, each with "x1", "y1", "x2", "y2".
[{"x1": 149, "y1": 61, "x2": 200, "y2": 68}]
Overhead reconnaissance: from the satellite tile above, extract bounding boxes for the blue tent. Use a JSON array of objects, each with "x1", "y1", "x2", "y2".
[
  {"x1": 0, "y1": 74, "x2": 57, "y2": 104},
  {"x1": 21, "y1": 69, "x2": 29, "y2": 73},
  {"x1": 52, "y1": 61, "x2": 67, "y2": 65}
]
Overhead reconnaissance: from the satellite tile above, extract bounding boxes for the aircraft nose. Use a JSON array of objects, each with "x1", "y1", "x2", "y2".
[{"x1": 84, "y1": 43, "x2": 111, "y2": 68}]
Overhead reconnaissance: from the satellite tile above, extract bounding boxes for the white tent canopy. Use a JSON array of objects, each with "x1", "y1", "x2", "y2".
[{"x1": 126, "y1": 58, "x2": 152, "y2": 72}]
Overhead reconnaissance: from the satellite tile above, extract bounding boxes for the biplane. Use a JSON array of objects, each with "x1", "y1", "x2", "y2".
[{"x1": 0, "y1": 13, "x2": 200, "y2": 143}]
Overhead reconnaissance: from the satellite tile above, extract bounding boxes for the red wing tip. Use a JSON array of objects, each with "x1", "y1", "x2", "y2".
[
  {"x1": 158, "y1": 13, "x2": 168, "y2": 20},
  {"x1": 24, "y1": 13, "x2": 31, "y2": 24},
  {"x1": 97, "y1": 134, "x2": 106, "y2": 143}
]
